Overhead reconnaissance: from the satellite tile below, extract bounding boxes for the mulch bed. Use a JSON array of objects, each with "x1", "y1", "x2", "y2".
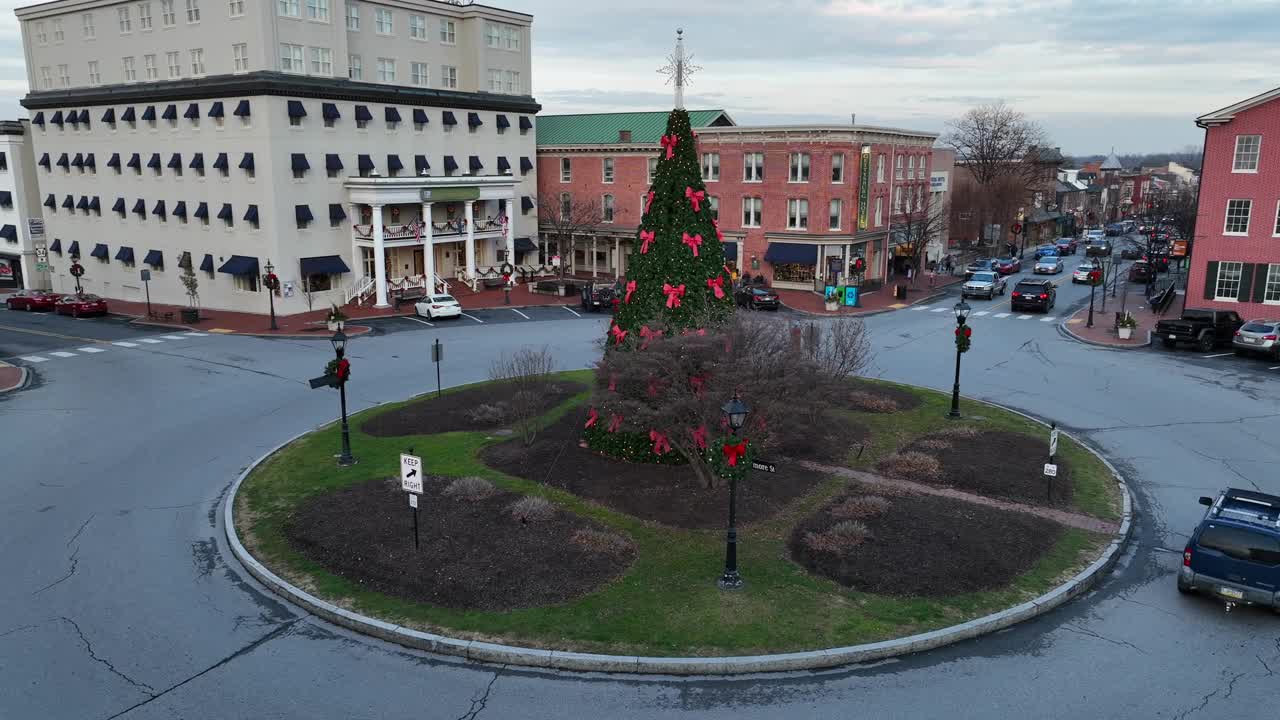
[
  {"x1": 789, "y1": 487, "x2": 1063, "y2": 597},
  {"x1": 893, "y1": 429, "x2": 1073, "y2": 507},
  {"x1": 480, "y1": 408, "x2": 835, "y2": 530},
  {"x1": 842, "y1": 379, "x2": 923, "y2": 413},
  {"x1": 283, "y1": 476, "x2": 635, "y2": 611},
  {"x1": 361, "y1": 380, "x2": 587, "y2": 437}
]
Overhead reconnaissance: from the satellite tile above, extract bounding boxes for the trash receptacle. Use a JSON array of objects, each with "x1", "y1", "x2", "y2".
[{"x1": 894, "y1": 284, "x2": 907, "y2": 300}]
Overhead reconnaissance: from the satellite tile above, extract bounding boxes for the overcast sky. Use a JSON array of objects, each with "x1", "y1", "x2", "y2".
[{"x1": 2, "y1": 0, "x2": 1276, "y2": 155}]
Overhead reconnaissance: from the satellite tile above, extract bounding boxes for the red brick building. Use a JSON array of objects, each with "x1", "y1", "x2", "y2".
[
  {"x1": 536, "y1": 111, "x2": 937, "y2": 291},
  {"x1": 1188, "y1": 86, "x2": 1280, "y2": 313}
]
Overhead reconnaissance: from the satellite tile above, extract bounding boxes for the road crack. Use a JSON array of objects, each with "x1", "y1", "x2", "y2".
[
  {"x1": 67, "y1": 512, "x2": 95, "y2": 547},
  {"x1": 455, "y1": 666, "x2": 504, "y2": 720},
  {"x1": 61, "y1": 616, "x2": 158, "y2": 696},
  {"x1": 1061, "y1": 624, "x2": 1147, "y2": 654},
  {"x1": 32, "y1": 547, "x2": 79, "y2": 595},
  {"x1": 1171, "y1": 670, "x2": 1249, "y2": 720}
]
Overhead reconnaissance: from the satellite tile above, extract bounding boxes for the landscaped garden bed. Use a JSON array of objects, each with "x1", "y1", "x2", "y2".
[{"x1": 360, "y1": 379, "x2": 587, "y2": 437}]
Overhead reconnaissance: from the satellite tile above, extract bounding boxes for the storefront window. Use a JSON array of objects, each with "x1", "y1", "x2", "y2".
[{"x1": 772, "y1": 262, "x2": 815, "y2": 283}]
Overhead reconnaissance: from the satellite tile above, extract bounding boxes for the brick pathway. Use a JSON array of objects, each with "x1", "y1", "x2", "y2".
[
  {"x1": 0, "y1": 362, "x2": 23, "y2": 393},
  {"x1": 802, "y1": 461, "x2": 1119, "y2": 534},
  {"x1": 1061, "y1": 288, "x2": 1173, "y2": 348}
]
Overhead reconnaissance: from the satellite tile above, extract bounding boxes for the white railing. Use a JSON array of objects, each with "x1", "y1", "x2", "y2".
[
  {"x1": 351, "y1": 217, "x2": 508, "y2": 242},
  {"x1": 344, "y1": 275, "x2": 375, "y2": 306},
  {"x1": 433, "y1": 274, "x2": 450, "y2": 296}
]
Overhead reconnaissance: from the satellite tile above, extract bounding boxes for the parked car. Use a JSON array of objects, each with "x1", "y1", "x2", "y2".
[
  {"x1": 1128, "y1": 261, "x2": 1155, "y2": 283},
  {"x1": 579, "y1": 282, "x2": 617, "y2": 312},
  {"x1": 965, "y1": 258, "x2": 997, "y2": 278},
  {"x1": 54, "y1": 293, "x2": 108, "y2": 317},
  {"x1": 1233, "y1": 320, "x2": 1280, "y2": 360},
  {"x1": 1034, "y1": 256, "x2": 1064, "y2": 274},
  {"x1": 414, "y1": 294, "x2": 462, "y2": 320},
  {"x1": 1010, "y1": 279, "x2": 1056, "y2": 313},
  {"x1": 1072, "y1": 260, "x2": 1102, "y2": 284},
  {"x1": 1155, "y1": 309, "x2": 1244, "y2": 351},
  {"x1": 961, "y1": 271, "x2": 1006, "y2": 300},
  {"x1": 4, "y1": 289, "x2": 62, "y2": 311},
  {"x1": 735, "y1": 285, "x2": 780, "y2": 311},
  {"x1": 1085, "y1": 239, "x2": 1113, "y2": 257},
  {"x1": 1178, "y1": 489, "x2": 1280, "y2": 612},
  {"x1": 1033, "y1": 244, "x2": 1059, "y2": 259},
  {"x1": 1054, "y1": 238, "x2": 1078, "y2": 255},
  {"x1": 994, "y1": 257, "x2": 1022, "y2": 275}
]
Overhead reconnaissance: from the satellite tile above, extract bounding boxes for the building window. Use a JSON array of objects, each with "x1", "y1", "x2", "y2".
[
  {"x1": 306, "y1": 0, "x2": 328, "y2": 21},
  {"x1": 894, "y1": 186, "x2": 903, "y2": 214},
  {"x1": 648, "y1": 157, "x2": 658, "y2": 184},
  {"x1": 439, "y1": 19, "x2": 455, "y2": 43},
  {"x1": 440, "y1": 65, "x2": 457, "y2": 88},
  {"x1": 831, "y1": 153, "x2": 845, "y2": 183},
  {"x1": 348, "y1": 54, "x2": 361, "y2": 80},
  {"x1": 895, "y1": 154, "x2": 904, "y2": 180},
  {"x1": 918, "y1": 157, "x2": 928, "y2": 179},
  {"x1": 908, "y1": 156, "x2": 915, "y2": 179},
  {"x1": 187, "y1": 48, "x2": 204, "y2": 76},
  {"x1": 121, "y1": 56, "x2": 136, "y2": 81},
  {"x1": 559, "y1": 192, "x2": 571, "y2": 221},
  {"x1": 310, "y1": 47, "x2": 331, "y2": 75},
  {"x1": 743, "y1": 152, "x2": 763, "y2": 182},
  {"x1": 829, "y1": 199, "x2": 842, "y2": 230},
  {"x1": 138, "y1": 3, "x2": 152, "y2": 29},
  {"x1": 504, "y1": 70, "x2": 520, "y2": 94},
  {"x1": 229, "y1": 0, "x2": 244, "y2": 16},
  {"x1": 1224, "y1": 199, "x2": 1252, "y2": 235},
  {"x1": 560, "y1": 158, "x2": 571, "y2": 182},
  {"x1": 702, "y1": 153, "x2": 720, "y2": 181},
  {"x1": 82, "y1": 13, "x2": 95, "y2": 38},
  {"x1": 409, "y1": 14, "x2": 425, "y2": 39},
  {"x1": 144, "y1": 54, "x2": 157, "y2": 80},
  {"x1": 488, "y1": 69, "x2": 502, "y2": 93},
  {"x1": 789, "y1": 153, "x2": 810, "y2": 182},
  {"x1": 411, "y1": 62, "x2": 427, "y2": 85},
  {"x1": 345, "y1": 2, "x2": 358, "y2": 30},
  {"x1": 232, "y1": 43, "x2": 248, "y2": 72},
  {"x1": 57, "y1": 64, "x2": 71, "y2": 86},
  {"x1": 376, "y1": 57, "x2": 394, "y2": 82},
  {"x1": 166, "y1": 51, "x2": 180, "y2": 77},
  {"x1": 602, "y1": 194, "x2": 615, "y2": 223},
  {"x1": 185, "y1": 0, "x2": 199, "y2": 22},
  {"x1": 280, "y1": 44, "x2": 304, "y2": 73},
  {"x1": 234, "y1": 274, "x2": 258, "y2": 292},
  {"x1": 485, "y1": 22, "x2": 518, "y2": 49},
  {"x1": 917, "y1": 185, "x2": 924, "y2": 211},
  {"x1": 877, "y1": 154, "x2": 885, "y2": 183},
  {"x1": 788, "y1": 199, "x2": 809, "y2": 229},
  {"x1": 374, "y1": 8, "x2": 391, "y2": 33},
  {"x1": 873, "y1": 197, "x2": 884, "y2": 226},
  {"x1": 160, "y1": 0, "x2": 175, "y2": 25},
  {"x1": 602, "y1": 157, "x2": 615, "y2": 183},
  {"x1": 118, "y1": 7, "x2": 131, "y2": 32},
  {"x1": 708, "y1": 195, "x2": 719, "y2": 221},
  {"x1": 279, "y1": 0, "x2": 299, "y2": 17},
  {"x1": 1275, "y1": 201, "x2": 1280, "y2": 236},
  {"x1": 743, "y1": 197, "x2": 762, "y2": 227},
  {"x1": 87, "y1": 61, "x2": 100, "y2": 84},
  {"x1": 39, "y1": 66, "x2": 51, "y2": 89},
  {"x1": 1215, "y1": 261, "x2": 1243, "y2": 301},
  {"x1": 1233, "y1": 135, "x2": 1261, "y2": 172},
  {"x1": 52, "y1": 17, "x2": 64, "y2": 40},
  {"x1": 35, "y1": 21, "x2": 47, "y2": 44}
]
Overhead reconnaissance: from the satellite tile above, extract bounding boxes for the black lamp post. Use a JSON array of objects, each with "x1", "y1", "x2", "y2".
[
  {"x1": 718, "y1": 393, "x2": 750, "y2": 590},
  {"x1": 331, "y1": 329, "x2": 355, "y2": 467},
  {"x1": 1087, "y1": 266, "x2": 1099, "y2": 328},
  {"x1": 949, "y1": 300, "x2": 970, "y2": 418},
  {"x1": 263, "y1": 259, "x2": 279, "y2": 331}
]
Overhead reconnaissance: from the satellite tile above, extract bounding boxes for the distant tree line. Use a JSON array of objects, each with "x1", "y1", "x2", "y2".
[{"x1": 1065, "y1": 146, "x2": 1203, "y2": 171}]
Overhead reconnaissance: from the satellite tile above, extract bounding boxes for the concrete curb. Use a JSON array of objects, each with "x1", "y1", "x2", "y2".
[
  {"x1": 0, "y1": 361, "x2": 29, "y2": 395},
  {"x1": 223, "y1": 390, "x2": 1133, "y2": 676},
  {"x1": 783, "y1": 283, "x2": 960, "y2": 319},
  {"x1": 1058, "y1": 314, "x2": 1153, "y2": 349}
]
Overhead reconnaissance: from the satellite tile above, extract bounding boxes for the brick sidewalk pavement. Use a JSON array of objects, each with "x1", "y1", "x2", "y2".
[
  {"x1": 776, "y1": 275, "x2": 963, "y2": 316},
  {"x1": 1061, "y1": 288, "x2": 1170, "y2": 348}
]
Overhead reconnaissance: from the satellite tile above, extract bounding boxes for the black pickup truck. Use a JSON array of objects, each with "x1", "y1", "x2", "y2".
[{"x1": 1154, "y1": 309, "x2": 1243, "y2": 351}]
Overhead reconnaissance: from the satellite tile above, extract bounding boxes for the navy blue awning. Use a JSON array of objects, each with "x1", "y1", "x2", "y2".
[
  {"x1": 161, "y1": 104, "x2": 177, "y2": 120},
  {"x1": 358, "y1": 154, "x2": 374, "y2": 172},
  {"x1": 244, "y1": 205, "x2": 259, "y2": 223},
  {"x1": 467, "y1": 112, "x2": 482, "y2": 128},
  {"x1": 723, "y1": 242, "x2": 738, "y2": 261},
  {"x1": 329, "y1": 204, "x2": 346, "y2": 222},
  {"x1": 238, "y1": 153, "x2": 254, "y2": 171},
  {"x1": 141, "y1": 106, "x2": 156, "y2": 121},
  {"x1": 287, "y1": 100, "x2": 306, "y2": 118},
  {"x1": 107, "y1": 153, "x2": 121, "y2": 169},
  {"x1": 33, "y1": 112, "x2": 45, "y2": 126},
  {"x1": 112, "y1": 198, "x2": 125, "y2": 214},
  {"x1": 413, "y1": 108, "x2": 428, "y2": 125},
  {"x1": 184, "y1": 103, "x2": 199, "y2": 119},
  {"x1": 152, "y1": 200, "x2": 166, "y2": 218},
  {"x1": 764, "y1": 242, "x2": 817, "y2": 264},
  {"x1": 101, "y1": 108, "x2": 115, "y2": 123},
  {"x1": 67, "y1": 241, "x2": 80, "y2": 256},
  {"x1": 354, "y1": 105, "x2": 372, "y2": 122},
  {"x1": 468, "y1": 156, "x2": 483, "y2": 173},
  {"x1": 384, "y1": 106, "x2": 401, "y2": 123},
  {"x1": 71, "y1": 153, "x2": 84, "y2": 168},
  {"x1": 90, "y1": 243, "x2": 109, "y2": 259},
  {"x1": 217, "y1": 204, "x2": 233, "y2": 221},
  {"x1": 143, "y1": 250, "x2": 164, "y2": 267},
  {"x1": 77, "y1": 109, "x2": 89, "y2": 125},
  {"x1": 497, "y1": 156, "x2": 510, "y2": 173},
  {"x1": 199, "y1": 254, "x2": 214, "y2": 272},
  {"x1": 442, "y1": 111, "x2": 456, "y2": 126},
  {"x1": 521, "y1": 196, "x2": 534, "y2": 213},
  {"x1": 75, "y1": 196, "x2": 88, "y2": 210},
  {"x1": 291, "y1": 153, "x2": 310, "y2": 171},
  {"x1": 519, "y1": 116, "x2": 532, "y2": 131},
  {"x1": 121, "y1": 107, "x2": 136, "y2": 122},
  {"x1": 38, "y1": 153, "x2": 50, "y2": 169},
  {"x1": 49, "y1": 238, "x2": 61, "y2": 253},
  {"x1": 0, "y1": 191, "x2": 11, "y2": 207},
  {"x1": 326, "y1": 154, "x2": 343, "y2": 171},
  {"x1": 189, "y1": 153, "x2": 204, "y2": 169},
  {"x1": 322, "y1": 103, "x2": 340, "y2": 120},
  {"x1": 44, "y1": 194, "x2": 55, "y2": 209},
  {"x1": 88, "y1": 197, "x2": 100, "y2": 212},
  {"x1": 514, "y1": 237, "x2": 536, "y2": 252},
  {"x1": 173, "y1": 201, "x2": 187, "y2": 218},
  {"x1": 127, "y1": 153, "x2": 141, "y2": 169},
  {"x1": 299, "y1": 255, "x2": 350, "y2": 275},
  {"x1": 115, "y1": 246, "x2": 134, "y2": 263},
  {"x1": 147, "y1": 153, "x2": 161, "y2": 169},
  {"x1": 0, "y1": 225, "x2": 15, "y2": 241},
  {"x1": 65, "y1": 110, "x2": 79, "y2": 125},
  {"x1": 496, "y1": 115, "x2": 510, "y2": 129},
  {"x1": 217, "y1": 255, "x2": 258, "y2": 275},
  {"x1": 414, "y1": 155, "x2": 429, "y2": 173},
  {"x1": 56, "y1": 153, "x2": 69, "y2": 168},
  {"x1": 84, "y1": 153, "x2": 95, "y2": 169},
  {"x1": 386, "y1": 155, "x2": 404, "y2": 172},
  {"x1": 295, "y1": 205, "x2": 314, "y2": 224},
  {"x1": 167, "y1": 153, "x2": 182, "y2": 169},
  {"x1": 62, "y1": 195, "x2": 74, "y2": 209},
  {"x1": 233, "y1": 100, "x2": 251, "y2": 117},
  {"x1": 208, "y1": 101, "x2": 224, "y2": 118},
  {"x1": 520, "y1": 157, "x2": 533, "y2": 174},
  {"x1": 193, "y1": 202, "x2": 209, "y2": 219},
  {"x1": 132, "y1": 199, "x2": 146, "y2": 215},
  {"x1": 443, "y1": 156, "x2": 458, "y2": 173},
  {"x1": 212, "y1": 153, "x2": 228, "y2": 170},
  {"x1": 50, "y1": 111, "x2": 64, "y2": 126}
]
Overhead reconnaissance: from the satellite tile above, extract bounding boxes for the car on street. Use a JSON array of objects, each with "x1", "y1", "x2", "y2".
[
  {"x1": 1128, "y1": 261, "x2": 1155, "y2": 283},
  {"x1": 1120, "y1": 245, "x2": 1143, "y2": 260},
  {"x1": 994, "y1": 257, "x2": 1022, "y2": 275},
  {"x1": 1178, "y1": 488, "x2": 1280, "y2": 612},
  {"x1": 1072, "y1": 259, "x2": 1102, "y2": 284},
  {"x1": 4, "y1": 289, "x2": 63, "y2": 311},
  {"x1": 735, "y1": 286, "x2": 780, "y2": 311},
  {"x1": 961, "y1": 271, "x2": 1006, "y2": 300},
  {"x1": 53, "y1": 293, "x2": 109, "y2": 317},
  {"x1": 1085, "y1": 239, "x2": 1113, "y2": 257},
  {"x1": 1105, "y1": 223, "x2": 1124, "y2": 236},
  {"x1": 414, "y1": 294, "x2": 462, "y2": 319},
  {"x1": 1034, "y1": 256, "x2": 1064, "y2": 274},
  {"x1": 1155, "y1": 309, "x2": 1243, "y2": 351},
  {"x1": 579, "y1": 282, "x2": 617, "y2": 312},
  {"x1": 1033, "y1": 244, "x2": 1059, "y2": 259},
  {"x1": 1085, "y1": 228, "x2": 1106, "y2": 243},
  {"x1": 1233, "y1": 320, "x2": 1280, "y2": 360},
  {"x1": 1010, "y1": 279, "x2": 1056, "y2": 312},
  {"x1": 1054, "y1": 238, "x2": 1078, "y2": 255},
  {"x1": 965, "y1": 258, "x2": 997, "y2": 278}
]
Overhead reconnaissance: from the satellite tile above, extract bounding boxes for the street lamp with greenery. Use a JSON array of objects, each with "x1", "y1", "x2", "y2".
[
  {"x1": 950, "y1": 300, "x2": 971, "y2": 418},
  {"x1": 330, "y1": 329, "x2": 355, "y2": 466},
  {"x1": 263, "y1": 259, "x2": 280, "y2": 331},
  {"x1": 718, "y1": 394, "x2": 750, "y2": 590}
]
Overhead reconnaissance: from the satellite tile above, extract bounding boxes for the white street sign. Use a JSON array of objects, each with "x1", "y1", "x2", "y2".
[
  {"x1": 1049, "y1": 428, "x2": 1059, "y2": 457},
  {"x1": 408, "y1": 493, "x2": 418, "y2": 509},
  {"x1": 1043, "y1": 463, "x2": 1058, "y2": 478},
  {"x1": 400, "y1": 453, "x2": 423, "y2": 494}
]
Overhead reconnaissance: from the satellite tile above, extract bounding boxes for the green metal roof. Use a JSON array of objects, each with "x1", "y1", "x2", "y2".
[{"x1": 536, "y1": 109, "x2": 734, "y2": 146}]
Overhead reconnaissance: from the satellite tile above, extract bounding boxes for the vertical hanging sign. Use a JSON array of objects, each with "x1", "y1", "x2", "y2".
[{"x1": 858, "y1": 145, "x2": 871, "y2": 230}]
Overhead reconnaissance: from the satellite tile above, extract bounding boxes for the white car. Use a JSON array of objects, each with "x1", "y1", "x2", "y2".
[
  {"x1": 415, "y1": 294, "x2": 462, "y2": 319},
  {"x1": 1034, "y1": 256, "x2": 1064, "y2": 274},
  {"x1": 1072, "y1": 262, "x2": 1101, "y2": 284}
]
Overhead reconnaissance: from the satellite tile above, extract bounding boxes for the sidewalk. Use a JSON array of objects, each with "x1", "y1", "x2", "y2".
[
  {"x1": 776, "y1": 275, "x2": 963, "y2": 316},
  {"x1": 1061, "y1": 288, "x2": 1165, "y2": 348},
  {"x1": 0, "y1": 361, "x2": 26, "y2": 394}
]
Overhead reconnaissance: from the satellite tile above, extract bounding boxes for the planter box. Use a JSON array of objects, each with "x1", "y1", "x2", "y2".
[
  {"x1": 1118, "y1": 327, "x2": 1133, "y2": 340},
  {"x1": 180, "y1": 308, "x2": 199, "y2": 324}
]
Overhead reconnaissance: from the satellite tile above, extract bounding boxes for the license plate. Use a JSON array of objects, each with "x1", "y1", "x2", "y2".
[
  {"x1": 1243, "y1": 337, "x2": 1256, "y2": 343},
  {"x1": 1220, "y1": 587, "x2": 1244, "y2": 600},
  {"x1": 1168, "y1": 334, "x2": 1177, "y2": 340}
]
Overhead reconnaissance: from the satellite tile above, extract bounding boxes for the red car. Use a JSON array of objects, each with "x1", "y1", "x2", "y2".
[
  {"x1": 5, "y1": 289, "x2": 63, "y2": 311},
  {"x1": 994, "y1": 257, "x2": 1022, "y2": 275},
  {"x1": 55, "y1": 293, "x2": 109, "y2": 317}
]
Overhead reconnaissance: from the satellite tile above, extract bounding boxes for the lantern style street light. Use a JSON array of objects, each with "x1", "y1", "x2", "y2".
[
  {"x1": 950, "y1": 300, "x2": 971, "y2": 418},
  {"x1": 331, "y1": 329, "x2": 355, "y2": 466},
  {"x1": 263, "y1": 259, "x2": 279, "y2": 331},
  {"x1": 718, "y1": 393, "x2": 750, "y2": 590}
]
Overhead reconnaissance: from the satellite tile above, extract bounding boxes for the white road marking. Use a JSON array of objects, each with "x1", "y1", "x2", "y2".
[
  {"x1": 402, "y1": 316, "x2": 434, "y2": 327},
  {"x1": 994, "y1": 313, "x2": 1011, "y2": 318},
  {"x1": 510, "y1": 308, "x2": 531, "y2": 320},
  {"x1": 139, "y1": 338, "x2": 164, "y2": 344},
  {"x1": 20, "y1": 355, "x2": 48, "y2": 363},
  {"x1": 563, "y1": 306, "x2": 581, "y2": 317},
  {"x1": 973, "y1": 311, "x2": 991, "y2": 316},
  {"x1": 1040, "y1": 317, "x2": 1057, "y2": 322},
  {"x1": 1017, "y1": 315, "x2": 1034, "y2": 320},
  {"x1": 160, "y1": 335, "x2": 187, "y2": 340},
  {"x1": 912, "y1": 306, "x2": 931, "y2": 311},
  {"x1": 78, "y1": 347, "x2": 106, "y2": 353},
  {"x1": 49, "y1": 351, "x2": 78, "y2": 358},
  {"x1": 930, "y1": 307, "x2": 949, "y2": 313},
  {"x1": 181, "y1": 332, "x2": 207, "y2": 337},
  {"x1": 1202, "y1": 353, "x2": 1232, "y2": 359},
  {"x1": 1270, "y1": 366, "x2": 1280, "y2": 370},
  {"x1": 460, "y1": 313, "x2": 485, "y2": 323},
  {"x1": 112, "y1": 341, "x2": 139, "y2": 347}
]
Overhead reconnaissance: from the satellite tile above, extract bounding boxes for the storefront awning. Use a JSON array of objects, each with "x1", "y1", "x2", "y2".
[
  {"x1": 217, "y1": 255, "x2": 258, "y2": 275},
  {"x1": 143, "y1": 250, "x2": 163, "y2": 267},
  {"x1": 299, "y1": 255, "x2": 351, "y2": 275},
  {"x1": 384, "y1": 107, "x2": 401, "y2": 123},
  {"x1": 514, "y1": 237, "x2": 536, "y2": 252},
  {"x1": 496, "y1": 115, "x2": 510, "y2": 129},
  {"x1": 208, "y1": 101, "x2": 224, "y2": 118},
  {"x1": 413, "y1": 108, "x2": 428, "y2": 125},
  {"x1": 199, "y1": 254, "x2": 214, "y2": 272},
  {"x1": 764, "y1": 242, "x2": 817, "y2": 264},
  {"x1": 322, "y1": 103, "x2": 340, "y2": 120},
  {"x1": 519, "y1": 116, "x2": 532, "y2": 131},
  {"x1": 0, "y1": 225, "x2": 16, "y2": 242},
  {"x1": 115, "y1": 246, "x2": 134, "y2": 263},
  {"x1": 184, "y1": 103, "x2": 199, "y2": 119},
  {"x1": 287, "y1": 100, "x2": 306, "y2": 118},
  {"x1": 161, "y1": 104, "x2": 177, "y2": 121},
  {"x1": 329, "y1": 204, "x2": 346, "y2": 222},
  {"x1": 90, "y1": 243, "x2": 109, "y2": 259}
]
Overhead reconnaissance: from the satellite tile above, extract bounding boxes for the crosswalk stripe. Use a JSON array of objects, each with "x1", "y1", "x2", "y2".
[
  {"x1": 994, "y1": 313, "x2": 1011, "y2": 318},
  {"x1": 1017, "y1": 315, "x2": 1033, "y2": 320},
  {"x1": 138, "y1": 338, "x2": 164, "y2": 344},
  {"x1": 49, "y1": 351, "x2": 78, "y2": 358},
  {"x1": 19, "y1": 355, "x2": 48, "y2": 363},
  {"x1": 112, "y1": 341, "x2": 139, "y2": 347},
  {"x1": 78, "y1": 347, "x2": 106, "y2": 353},
  {"x1": 1040, "y1": 317, "x2": 1056, "y2": 322},
  {"x1": 160, "y1": 335, "x2": 187, "y2": 340},
  {"x1": 973, "y1": 311, "x2": 991, "y2": 316},
  {"x1": 181, "y1": 332, "x2": 207, "y2": 337},
  {"x1": 930, "y1": 307, "x2": 949, "y2": 313},
  {"x1": 912, "y1": 306, "x2": 931, "y2": 311}
]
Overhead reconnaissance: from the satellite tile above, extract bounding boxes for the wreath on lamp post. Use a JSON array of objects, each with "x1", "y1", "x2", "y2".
[
  {"x1": 263, "y1": 272, "x2": 281, "y2": 295},
  {"x1": 955, "y1": 324, "x2": 972, "y2": 353}
]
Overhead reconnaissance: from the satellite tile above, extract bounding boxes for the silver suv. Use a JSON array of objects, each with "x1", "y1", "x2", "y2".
[
  {"x1": 1233, "y1": 320, "x2": 1280, "y2": 361},
  {"x1": 962, "y1": 271, "x2": 1006, "y2": 300}
]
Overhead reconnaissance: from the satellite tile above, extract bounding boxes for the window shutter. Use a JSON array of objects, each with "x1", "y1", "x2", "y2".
[
  {"x1": 1251, "y1": 264, "x2": 1268, "y2": 303},
  {"x1": 1202, "y1": 261, "x2": 1219, "y2": 300},
  {"x1": 1237, "y1": 263, "x2": 1255, "y2": 302}
]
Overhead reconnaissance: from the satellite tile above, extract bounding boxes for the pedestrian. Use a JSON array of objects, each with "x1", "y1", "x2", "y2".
[
  {"x1": 906, "y1": 264, "x2": 915, "y2": 286},
  {"x1": 944, "y1": 255, "x2": 954, "y2": 275},
  {"x1": 928, "y1": 263, "x2": 936, "y2": 288}
]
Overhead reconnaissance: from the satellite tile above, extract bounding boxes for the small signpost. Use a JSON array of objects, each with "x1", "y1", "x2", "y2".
[
  {"x1": 401, "y1": 452, "x2": 423, "y2": 549},
  {"x1": 751, "y1": 460, "x2": 777, "y2": 474},
  {"x1": 1045, "y1": 423, "x2": 1060, "y2": 501},
  {"x1": 432, "y1": 339, "x2": 443, "y2": 399},
  {"x1": 141, "y1": 269, "x2": 152, "y2": 317}
]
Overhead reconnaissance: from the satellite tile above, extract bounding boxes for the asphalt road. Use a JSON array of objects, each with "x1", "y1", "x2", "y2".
[{"x1": 2, "y1": 259, "x2": 1278, "y2": 719}]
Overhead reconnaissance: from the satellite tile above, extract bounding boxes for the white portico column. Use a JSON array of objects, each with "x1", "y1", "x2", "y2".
[
  {"x1": 350, "y1": 204, "x2": 363, "y2": 283},
  {"x1": 422, "y1": 202, "x2": 435, "y2": 293},
  {"x1": 503, "y1": 196, "x2": 515, "y2": 274},
  {"x1": 614, "y1": 237, "x2": 621, "y2": 279},
  {"x1": 591, "y1": 236, "x2": 598, "y2": 278},
  {"x1": 464, "y1": 200, "x2": 476, "y2": 288},
  {"x1": 372, "y1": 203, "x2": 390, "y2": 308}
]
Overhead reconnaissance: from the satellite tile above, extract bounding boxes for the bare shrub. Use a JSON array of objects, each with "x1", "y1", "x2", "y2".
[
  {"x1": 508, "y1": 495, "x2": 555, "y2": 523},
  {"x1": 830, "y1": 495, "x2": 892, "y2": 520},
  {"x1": 467, "y1": 402, "x2": 508, "y2": 425},
  {"x1": 847, "y1": 391, "x2": 899, "y2": 413},
  {"x1": 876, "y1": 451, "x2": 943, "y2": 482},
  {"x1": 915, "y1": 438, "x2": 952, "y2": 451},
  {"x1": 442, "y1": 476, "x2": 497, "y2": 502},
  {"x1": 571, "y1": 529, "x2": 635, "y2": 556},
  {"x1": 934, "y1": 426, "x2": 980, "y2": 439},
  {"x1": 489, "y1": 346, "x2": 556, "y2": 446},
  {"x1": 803, "y1": 520, "x2": 871, "y2": 553},
  {"x1": 809, "y1": 318, "x2": 873, "y2": 380}
]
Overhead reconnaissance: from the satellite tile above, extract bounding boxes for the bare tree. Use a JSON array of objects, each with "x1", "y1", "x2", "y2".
[
  {"x1": 892, "y1": 198, "x2": 949, "y2": 272},
  {"x1": 536, "y1": 193, "x2": 603, "y2": 283},
  {"x1": 943, "y1": 102, "x2": 1048, "y2": 187},
  {"x1": 489, "y1": 346, "x2": 557, "y2": 446}
]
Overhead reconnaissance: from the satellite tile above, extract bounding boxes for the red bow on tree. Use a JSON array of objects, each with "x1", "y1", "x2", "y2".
[
  {"x1": 610, "y1": 323, "x2": 628, "y2": 345},
  {"x1": 706, "y1": 275, "x2": 726, "y2": 299},
  {"x1": 639, "y1": 230, "x2": 656, "y2": 254},
  {"x1": 663, "y1": 283, "x2": 686, "y2": 309},
  {"x1": 639, "y1": 325, "x2": 663, "y2": 349},
  {"x1": 650, "y1": 430, "x2": 672, "y2": 455},
  {"x1": 711, "y1": 218, "x2": 724, "y2": 241},
  {"x1": 691, "y1": 425, "x2": 708, "y2": 450},
  {"x1": 645, "y1": 191, "x2": 655, "y2": 213},
  {"x1": 682, "y1": 232, "x2": 703, "y2": 257},
  {"x1": 335, "y1": 358, "x2": 351, "y2": 382},
  {"x1": 608, "y1": 373, "x2": 618, "y2": 391},
  {"x1": 585, "y1": 407, "x2": 599, "y2": 428},
  {"x1": 688, "y1": 373, "x2": 706, "y2": 396},
  {"x1": 685, "y1": 187, "x2": 705, "y2": 212},
  {"x1": 722, "y1": 440, "x2": 748, "y2": 467},
  {"x1": 607, "y1": 413, "x2": 624, "y2": 432},
  {"x1": 624, "y1": 280, "x2": 637, "y2": 303},
  {"x1": 660, "y1": 134, "x2": 678, "y2": 159}
]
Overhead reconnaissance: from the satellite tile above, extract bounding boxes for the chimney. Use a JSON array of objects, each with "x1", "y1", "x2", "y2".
[
  {"x1": 850, "y1": 113, "x2": 856, "y2": 126},
  {"x1": 618, "y1": 129, "x2": 632, "y2": 143}
]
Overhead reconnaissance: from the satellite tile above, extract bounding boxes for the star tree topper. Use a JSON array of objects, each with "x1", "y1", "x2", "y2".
[{"x1": 658, "y1": 28, "x2": 702, "y2": 110}]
